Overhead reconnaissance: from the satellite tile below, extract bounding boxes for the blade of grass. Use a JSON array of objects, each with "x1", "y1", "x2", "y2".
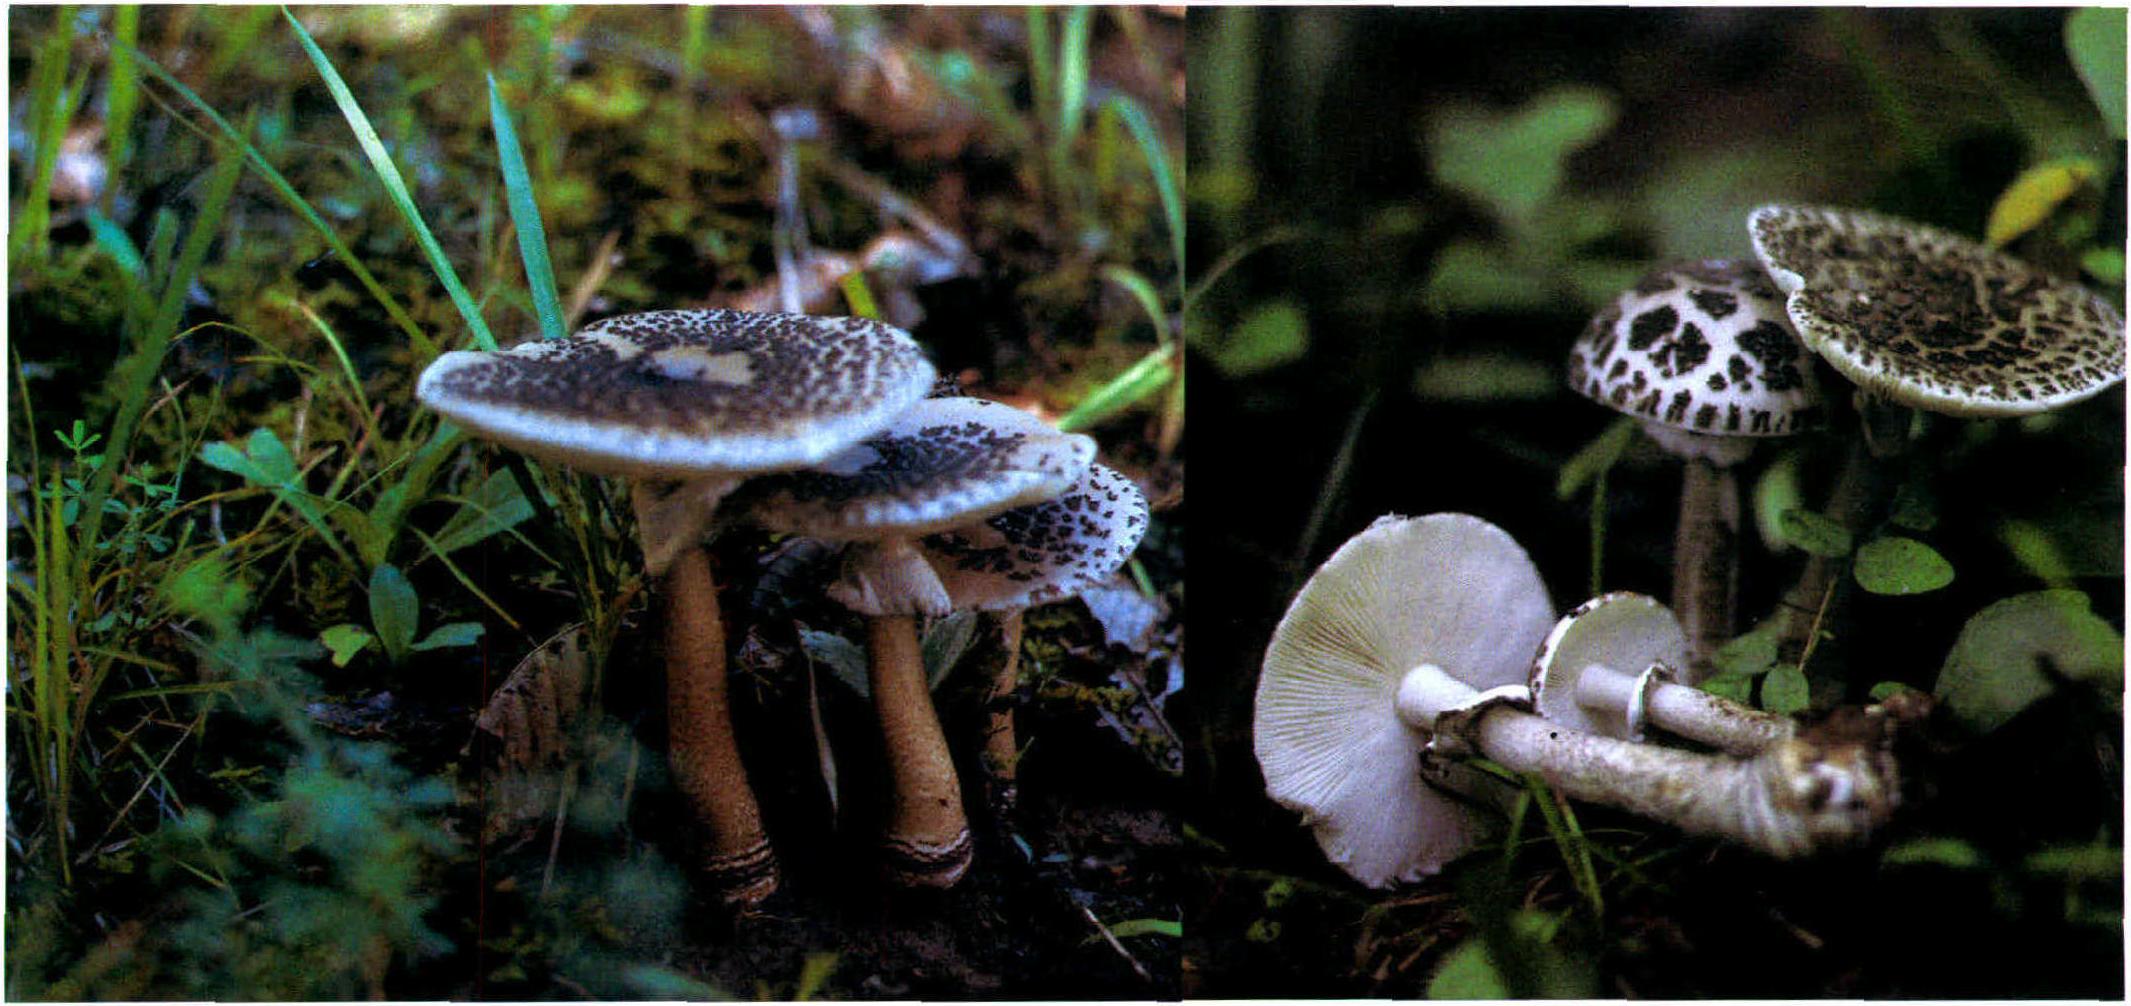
[
  {"x1": 79, "y1": 127, "x2": 246, "y2": 556},
  {"x1": 104, "y1": 6, "x2": 141, "y2": 210},
  {"x1": 838, "y1": 270, "x2": 882, "y2": 321},
  {"x1": 1056, "y1": 6, "x2": 1093, "y2": 147},
  {"x1": 119, "y1": 38, "x2": 437, "y2": 358},
  {"x1": 283, "y1": 6, "x2": 497, "y2": 350},
  {"x1": 488, "y1": 74, "x2": 565, "y2": 342},
  {"x1": 1056, "y1": 344, "x2": 1175, "y2": 433},
  {"x1": 12, "y1": 6, "x2": 78, "y2": 265},
  {"x1": 1096, "y1": 95, "x2": 1185, "y2": 300}
]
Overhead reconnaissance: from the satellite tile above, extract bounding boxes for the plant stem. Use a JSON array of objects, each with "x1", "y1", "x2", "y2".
[{"x1": 983, "y1": 609, "x2": 1026, "y2": 818}]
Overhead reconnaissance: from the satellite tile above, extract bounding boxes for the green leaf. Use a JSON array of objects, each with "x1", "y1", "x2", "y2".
[
  {"x1": 1425, "y1": 909, "x2": 1592, "y2": 1000},
  {"x1": 2067, "y1": 8, "x2": 2127, "y2": 138},
  {"x1": 1427, "y1": 86, "x2": 1617, "y2": 221},
  {"x1": 1935, "y1": 590, "x2": 2124, "y2": 735},
  {"x1": 1085, "y1": 917, "x2": 1182, "y2": 942},
  {"x1": 1853, "y1": 536, "x2": 1954, "y2": 595},
  {"x1": 1421, "y1": 241, "x2": 1553, "y2": 312},
  {"x1": 488, "y1": 74, "x2": 565, "y2": 343},
  {"x1": 1204, "y1": 299, "x2": 1307, "y2": 377},
  {"x1": 800, "y1": 628, "x2": 871, "y2": 699},
  {"x1": 429, "y1": 469, "x2": 534, "y2": 556},
  {"x1": 1712, "y1": 626, "x2": 1778, "y2": 678},
  {"x1": 1761, "y1": 663, "x2": 1809, "y2": 716},
  {"x1": 1056, "y1": 344, "x2": 1175, "y2": 432},
  {"x1": 921, "y1": 611, "x2": 979, "y2": 692},
  {"x1": 1411, "y1": 355, "x2": 1557, "y2": 403},
  {"x1": 161, "y1": 554, "x2": 251, "y2": 635},
  {"x1": 1778, "y1": 509, "x2": 1854, "y2": 558},
  {"x1": 1751, "y1": 449, "x2": 1803, "y2": 551},
  {"x1": 284, "y1": 7, "x2": 495, "y2": 351},
  {"x1": 1882, "y1": 836, "x2": 1986, "y2": 870},
  {"x1": 1698, "y1": 672, "x2": 1753, "y2": 704},
  {"x1": 1868, "y1": 681, "x2": 1922, "y2": 702},
  {"x1": 2025, "y1": 840, "x2": 2122, "y2": 881},
  {"x1": 320, "y1": 624, "x2": 374, "y2": 668},
  {"x1": 2081, "y1": 246, "x2": 2124, "y2": 286},
  {"x1": 1997, "y1": 519, "x2": 2074, "y2": 588},
  {"x1": 1554, "y1": 417, "x2": 1637, "y2": 501},
  {"x1": 412, "y1": 622, "x2": 485, "y2": 652},
  {"x1": 368, "y1": 563, "x2": 420, "y2": 664},
  {"x1": 1888, "y1": 479, "x2": 1938, "y2": 532}
]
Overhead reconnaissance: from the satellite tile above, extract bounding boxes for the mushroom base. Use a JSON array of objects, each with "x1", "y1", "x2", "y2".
[{"x1": 869, "y1": 614, "x2": 974, "y2": 888}]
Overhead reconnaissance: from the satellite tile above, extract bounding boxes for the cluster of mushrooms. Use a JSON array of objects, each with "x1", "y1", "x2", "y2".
[
  {"x1": 1257, "y1": 204, "x2": 2124, "y2": 888},
  {"x1": 416, "y1": 308, "x2": 1148, "y2": 907}
]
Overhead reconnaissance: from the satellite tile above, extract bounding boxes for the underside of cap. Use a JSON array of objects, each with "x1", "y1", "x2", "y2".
[
  {"x1": 1748, "y1": 204, "x2": 2127, "y2": 416},
  {"x1": 1529, "y1": 592, "x2": 1688, "y2": 740},
  {"x1": 1568, "y1": 260, "x2": 1827, "y2": 438},
  {"x1": 916, "y1": 462, "x2": 1149, "y2": 612},
  {"x1": 733, "y1": 396, "x2": 1095, "y2": 539},
  {"x1": 1253, "y1": 513, "x2": 1557, "y2": 887},
  {"x1": 416, "y1": 309, "x2": 936, "y2": 478}
]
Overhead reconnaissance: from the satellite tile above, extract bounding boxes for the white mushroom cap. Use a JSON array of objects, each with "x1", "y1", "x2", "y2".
[
  {"x1": 1529, "y1": 592, "x2": 1688, "y2": 742},
  {"x1": 916, "y1": 462, "x2": 1149, "y2": 612},
  {"x1": 1253, "y1": 513, "x2": 1557, "y2": 888},
  {"x1": 415, "y1": 309, "x2": 937, "y2": 480},
  {"x1": 1568, "y1": 259, "x2": 1828, "y2": 446},
  {"x1": 734, "y1": 396, "x2": 1096, "y2": 540},
  {"x1": 1748, "y1": 204, "x2": 2127, "y2": 417}
]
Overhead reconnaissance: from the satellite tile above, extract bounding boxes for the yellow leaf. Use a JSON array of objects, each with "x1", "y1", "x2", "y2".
[{"x1": 1985, "y1": 159, "x2": 2099, "y2": 247}]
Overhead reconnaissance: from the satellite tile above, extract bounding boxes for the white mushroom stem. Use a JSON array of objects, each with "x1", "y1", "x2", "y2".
[
  {"x1": 1396, "y1": 665, "x2": 1893, "y2": 858},
  {"x1": 1673, "y1": 458, "x2": 1740, "y2": 680},
  {"x1": 1567, "y1": 662, "x2": 1796, "y2": 756},
  {"x1": 663, "y1": 547, "x2": 779, "y2": 906},
  {"x1": 868, "y1": 614, "x2": 973, "y2": 886}
]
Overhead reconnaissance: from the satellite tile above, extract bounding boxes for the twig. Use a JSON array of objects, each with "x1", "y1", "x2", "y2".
[{"x1": 1078, "y1": 902, "x2": 1153, "y2": 985}]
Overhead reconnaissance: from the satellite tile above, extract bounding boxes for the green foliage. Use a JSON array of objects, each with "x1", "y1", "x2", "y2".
[
  {"x1": 1852, "y1": 536, "x2": 1955, "y2": 595},
  {"x1": 489, "y1": 74, "x2": 565, "y2": 343},
  {"x1": 1412, "y1": 355, "x2": 1557, "y2": 403},
  {"x1": 2065, "y1": 8, "x2": 2126, "y2": 138},
  {"x1": 1199, "y1": 299, "x2": 1308, "y2": 378},
  {"x1": 1935, "y1": 590, "x2": 2124, "y2": 735},
  {"x1": 802, "y1": 611, "x2": 983, "y2": 699},
  {"x1": 1777, "y1": 509, "x2": 1855, "y2": 558},
  {"x1": 1428, "y1": 87, "x2": 1616, "y2": 223}
]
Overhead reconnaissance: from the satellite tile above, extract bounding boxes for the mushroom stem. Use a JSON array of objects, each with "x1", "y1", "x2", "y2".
[
  {"x1": 1771, "y1": 429, "x2": 1891, "y2": 665},
  {"x1": 1567, "y1": 661, "x2": 1795, "y2": 755},
  {"x1": 982, "y1": 609, "x2": 1026, "y2": 818},
  {"x1": 663, "y1": 547, "x2": 779, "y2": 907},
  {"x1": 868, "y1": 614, "x2": 973, "y2": 887},
  {"x1": 1673, "y1": 458, "x2": 1739, "y2": 681},
  {"x1": 1398, "y1": 665, "x2": 1893, "y2": 858}
]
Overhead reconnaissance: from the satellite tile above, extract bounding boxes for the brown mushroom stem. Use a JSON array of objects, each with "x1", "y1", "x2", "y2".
[
  {"x1": 663, "y1": 546, "x2": 779, "y2": 907},
  {"x1": 868, "y1": 614, "x2": 973, "y2": 886},
  {"x1": 1673, "y1": 458, "x2": 1739, "y2": 681},
  {"x1": 1467, "y1": 708, "x2": 1894, "y2": 858},
  {"x1": 982, "y1": 609, "x2": 1026, "y2": 817}
]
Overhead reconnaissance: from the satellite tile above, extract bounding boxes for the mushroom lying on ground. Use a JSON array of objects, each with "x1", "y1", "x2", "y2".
[
  {"x1": 731, "y1": 395, "x2": 1095, "y2": 886},
  {"x1": 1567, "y1": 260, "x2": 1826, "y2": 676},
  {"x1": 417, "y1": 308, "x2": 934, "y2": 907},
  {"x1": 1253, "y1": 513, "x2": 1899, "y2": 887},
  {"x1": 915, "y1": 462, "x2": 1150, "y2": 818},
  {"x1": 1745, "y1": 204, "x2": 2127, "y2": 654},
  {"x1": 1531, "y1": 592, "x2": 1796, "y2": 756}
]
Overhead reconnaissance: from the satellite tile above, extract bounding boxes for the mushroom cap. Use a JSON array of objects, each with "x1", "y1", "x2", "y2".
[
  {"x1": 1568, "y1": 259, "x2": 1827, "y2": 441},
  {"x1": 1748, "y1": 204, "x2": 2127, "y2": 417},
  {"x1": 1529, "y1": 592, "x2": 1688, "y2": 741},
  {"x1": 415, "y1": 309, "x2": 937, "y2": 479},
  {"x1": 915, "y1": 462, "x2": 1149, "y2": 612},
  {"x1": 1253, "y1": 513, "x2": 1557, "y2": 888},
  {"x1": 734, "y1": 396, "x2": 1096, "y2": 540}
]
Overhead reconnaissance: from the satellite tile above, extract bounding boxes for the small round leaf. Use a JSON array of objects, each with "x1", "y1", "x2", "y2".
[
  {"x1": 1853, "y1": 537, "x2": 1954, "y2": 595},
  {"x1": 1778, "y1": 509, "x2": 1854, "y2": 558}
]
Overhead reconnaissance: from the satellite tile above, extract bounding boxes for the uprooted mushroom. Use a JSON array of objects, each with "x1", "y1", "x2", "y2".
[
  {"x1": 417, "y1": 308, "x2": 935, "y2": 908},
  {"x1": 1253, "y1": 513, "x2": 1903, "y2": 888}
]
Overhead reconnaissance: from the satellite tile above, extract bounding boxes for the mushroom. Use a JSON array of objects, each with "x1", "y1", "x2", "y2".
[
  {"x1": 731, "y1": 395, "x2": 1096, "y2": 885},
  {"x1": 1253, "y1": 513, "x2": 1899, "y2": 887},
  {"x1": 1746, "y1": 204, "x2": 2127, "y2": 656},
  {"x1": 416, "y1": 308, "x2": 935, "y2": 907},
  {"x1": 1567, "y1": 259, "x2": 1827, "y2": 677},
  {"x1": 915, "y1": 462, "x2": 1150, "y2": 817},
  {"x1": 1531, "y1": 592, "x2": 1796, "y2": 756}
]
